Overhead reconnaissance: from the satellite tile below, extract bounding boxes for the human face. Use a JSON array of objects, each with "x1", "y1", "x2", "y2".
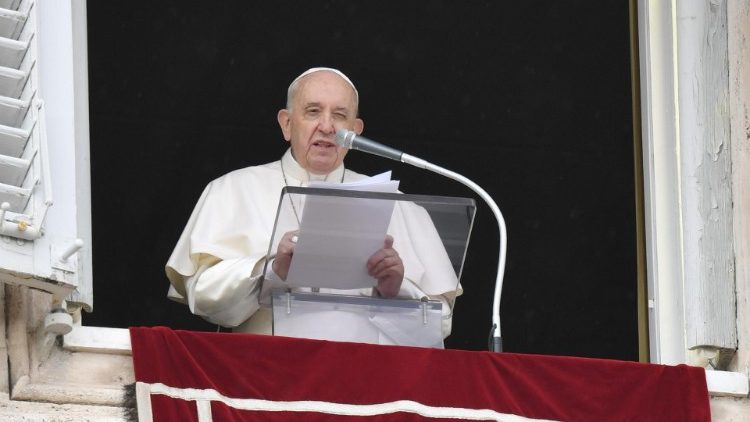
[{"x1": 277, "y1": 71, "x2": 364, "y2": 175}]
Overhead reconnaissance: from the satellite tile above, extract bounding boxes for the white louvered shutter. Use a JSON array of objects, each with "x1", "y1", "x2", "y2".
[{"x1": 0, "y1": 0, "x2": 92, "y2": 311}]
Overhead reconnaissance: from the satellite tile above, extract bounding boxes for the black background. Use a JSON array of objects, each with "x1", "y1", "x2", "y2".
[{"x1": 85, "y1": 1, "x2": 638, "y2": 359}]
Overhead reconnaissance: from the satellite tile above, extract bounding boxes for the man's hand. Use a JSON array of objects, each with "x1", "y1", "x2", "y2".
[
  {"x1": 272, "y1": 230, "x2": 299, "y2": 280},
  {"x1": 367, "y1": 235, "x2": 404, "y2": 298}
]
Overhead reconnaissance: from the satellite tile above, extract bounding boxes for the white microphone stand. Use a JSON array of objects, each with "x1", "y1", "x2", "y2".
[
  {"x1": 336, "y1": 129, "x2": 507, "y2": 352},
  {"x1": 400, "y1": 153, "x2": 507, "y2": 352}
]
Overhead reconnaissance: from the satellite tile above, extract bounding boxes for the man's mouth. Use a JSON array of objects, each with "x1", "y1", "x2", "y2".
[{"x1": 312, "y1": 140, "x2": 336, "y2": 149}]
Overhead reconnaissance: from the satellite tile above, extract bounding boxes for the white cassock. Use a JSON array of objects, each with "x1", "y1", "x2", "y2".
[{"x1": 166, "y1": 149, "x2": 462, "y2": 345}]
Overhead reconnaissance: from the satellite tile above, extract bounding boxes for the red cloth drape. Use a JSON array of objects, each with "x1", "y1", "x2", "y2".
[{"x1": 130, "y1": 326, "x2": 710, "y2": 422}]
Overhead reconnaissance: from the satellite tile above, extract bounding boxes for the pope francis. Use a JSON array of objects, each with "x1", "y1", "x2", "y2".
[{"x1": 165, "y1": 67, "x2": 461, "y2": 345}]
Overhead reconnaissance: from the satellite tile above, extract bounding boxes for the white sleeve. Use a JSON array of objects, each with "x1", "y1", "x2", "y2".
[{"x1": 184, "y1": 256, "x2": 267, "y2": 327}]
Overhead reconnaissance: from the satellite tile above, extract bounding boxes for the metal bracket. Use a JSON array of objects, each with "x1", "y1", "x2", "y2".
[{"x1": 50, "y1": 239, "x2": 83, "y2": 272}]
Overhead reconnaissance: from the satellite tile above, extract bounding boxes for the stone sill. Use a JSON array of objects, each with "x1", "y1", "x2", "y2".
[
  {"x1": 63, "y1": 325, "x2": 131, "y2": 355},
  {"x1": 706, "y1": 369, "x2": 750, "y2": 398}
]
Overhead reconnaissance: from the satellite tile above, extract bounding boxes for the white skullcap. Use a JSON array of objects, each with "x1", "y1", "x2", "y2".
[{"x1": 288, "y1": 67, "x2": 359, "y2": 103}]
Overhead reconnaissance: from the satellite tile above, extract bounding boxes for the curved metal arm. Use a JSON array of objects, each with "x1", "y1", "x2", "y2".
[{"x1": 401, "y1": 153, "x2": 507, "y2": 352}]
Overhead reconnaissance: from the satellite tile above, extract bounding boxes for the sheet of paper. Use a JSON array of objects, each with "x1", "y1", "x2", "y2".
[
  {"x1": 308, "y1": 171, "x2": 395, "y2": 190},
  {"x1": 285, "y1": 172, "x2": 400, "y2": 290}
]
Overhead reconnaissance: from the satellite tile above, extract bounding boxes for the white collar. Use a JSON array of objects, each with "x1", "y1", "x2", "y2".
[{"x1": 280, "y1": 148, "x2": 345, "y2": 184}]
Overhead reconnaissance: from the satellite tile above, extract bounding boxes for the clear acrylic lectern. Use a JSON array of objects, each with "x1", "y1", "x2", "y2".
[{"x1": 260, "y1": 186, "x2": 475, "y2": 348}]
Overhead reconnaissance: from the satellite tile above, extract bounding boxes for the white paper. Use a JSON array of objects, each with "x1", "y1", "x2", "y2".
[
  {"x1": 285, "y1": 172, "x2": 400, "y2": 289},
  {"x1": 308, "y1": 171, "x2": 397, "y2": 190}
]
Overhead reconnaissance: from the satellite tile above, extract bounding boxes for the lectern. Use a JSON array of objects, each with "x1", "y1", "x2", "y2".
[{"x1": 259, "y1": 186, "x2": 476, "y2": 348}]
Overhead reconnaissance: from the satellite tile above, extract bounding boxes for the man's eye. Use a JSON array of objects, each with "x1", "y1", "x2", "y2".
[{"x1": 334, "y1": 113, "x2": 347, "y2": 119}]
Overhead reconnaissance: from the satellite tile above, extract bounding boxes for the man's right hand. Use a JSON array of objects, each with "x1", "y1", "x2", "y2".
[{"x1": 272, "y1": 230, "x2": 299, "y2": 280}]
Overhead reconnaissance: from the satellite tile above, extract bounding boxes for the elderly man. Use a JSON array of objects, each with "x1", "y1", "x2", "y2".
[{"x1": 166, "y1": 67, "x2": 459, "y2": 343}]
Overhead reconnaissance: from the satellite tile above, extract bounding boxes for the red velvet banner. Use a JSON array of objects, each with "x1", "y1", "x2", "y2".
[{"x1": 130, "y1": 327, "x2": 710, "y2": 422}]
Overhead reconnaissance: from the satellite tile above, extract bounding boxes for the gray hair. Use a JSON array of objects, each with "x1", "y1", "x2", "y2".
[{"x1": 285, "y1": 67, "x2": 359, "y2": 114}]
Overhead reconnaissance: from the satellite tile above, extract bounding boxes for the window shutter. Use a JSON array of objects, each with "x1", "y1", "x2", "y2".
[{"x1": 0, "y1": 0, "x2": 92, "y2": 314}]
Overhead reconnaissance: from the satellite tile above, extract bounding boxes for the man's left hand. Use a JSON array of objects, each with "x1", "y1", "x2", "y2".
[{"x1": 367, "y1": 235, "x2": 404, "y2": 298}]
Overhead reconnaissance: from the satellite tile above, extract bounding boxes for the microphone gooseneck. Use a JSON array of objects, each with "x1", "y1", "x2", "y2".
[
  {"x1": 335, "y1": 130, "x2": 404, "y2": 161},
  {"x1": 335, "y1": 129, "x2": 508, "y2": 352}
]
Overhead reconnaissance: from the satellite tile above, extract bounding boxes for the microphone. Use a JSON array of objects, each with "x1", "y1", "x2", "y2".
[
  {"x1": 335, "y1": 130, "x2": 404, "y2": 162},
  {"x1": 335, "y1": 128, "x2": 508, "y2": 353}
]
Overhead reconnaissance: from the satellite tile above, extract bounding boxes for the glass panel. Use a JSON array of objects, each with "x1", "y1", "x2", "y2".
[{"x1": 259, "y1": 186, "x2": 476, "y2": 308}]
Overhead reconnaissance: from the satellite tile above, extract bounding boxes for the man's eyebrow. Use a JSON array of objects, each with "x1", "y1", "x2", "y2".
[{"x1": 302, "y1": 103, "x2": 351, "y2": 114}]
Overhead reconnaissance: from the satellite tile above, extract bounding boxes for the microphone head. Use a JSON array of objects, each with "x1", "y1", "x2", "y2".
[{"x1": 335, "y1": 129, "x2": 355, "y2": 149}]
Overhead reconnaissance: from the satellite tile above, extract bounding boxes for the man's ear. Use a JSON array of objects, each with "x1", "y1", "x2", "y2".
[
  {"x1": 354, "y1": 118, "x2": 364, "y2": 135},
  {"x1": 277, "y1": 109, "x2": 292, "y2": 141}
]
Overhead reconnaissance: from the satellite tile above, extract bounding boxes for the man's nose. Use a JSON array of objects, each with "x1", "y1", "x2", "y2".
[{"x1": 318, "y1": 113, "x2": 335, "y2": 134}]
